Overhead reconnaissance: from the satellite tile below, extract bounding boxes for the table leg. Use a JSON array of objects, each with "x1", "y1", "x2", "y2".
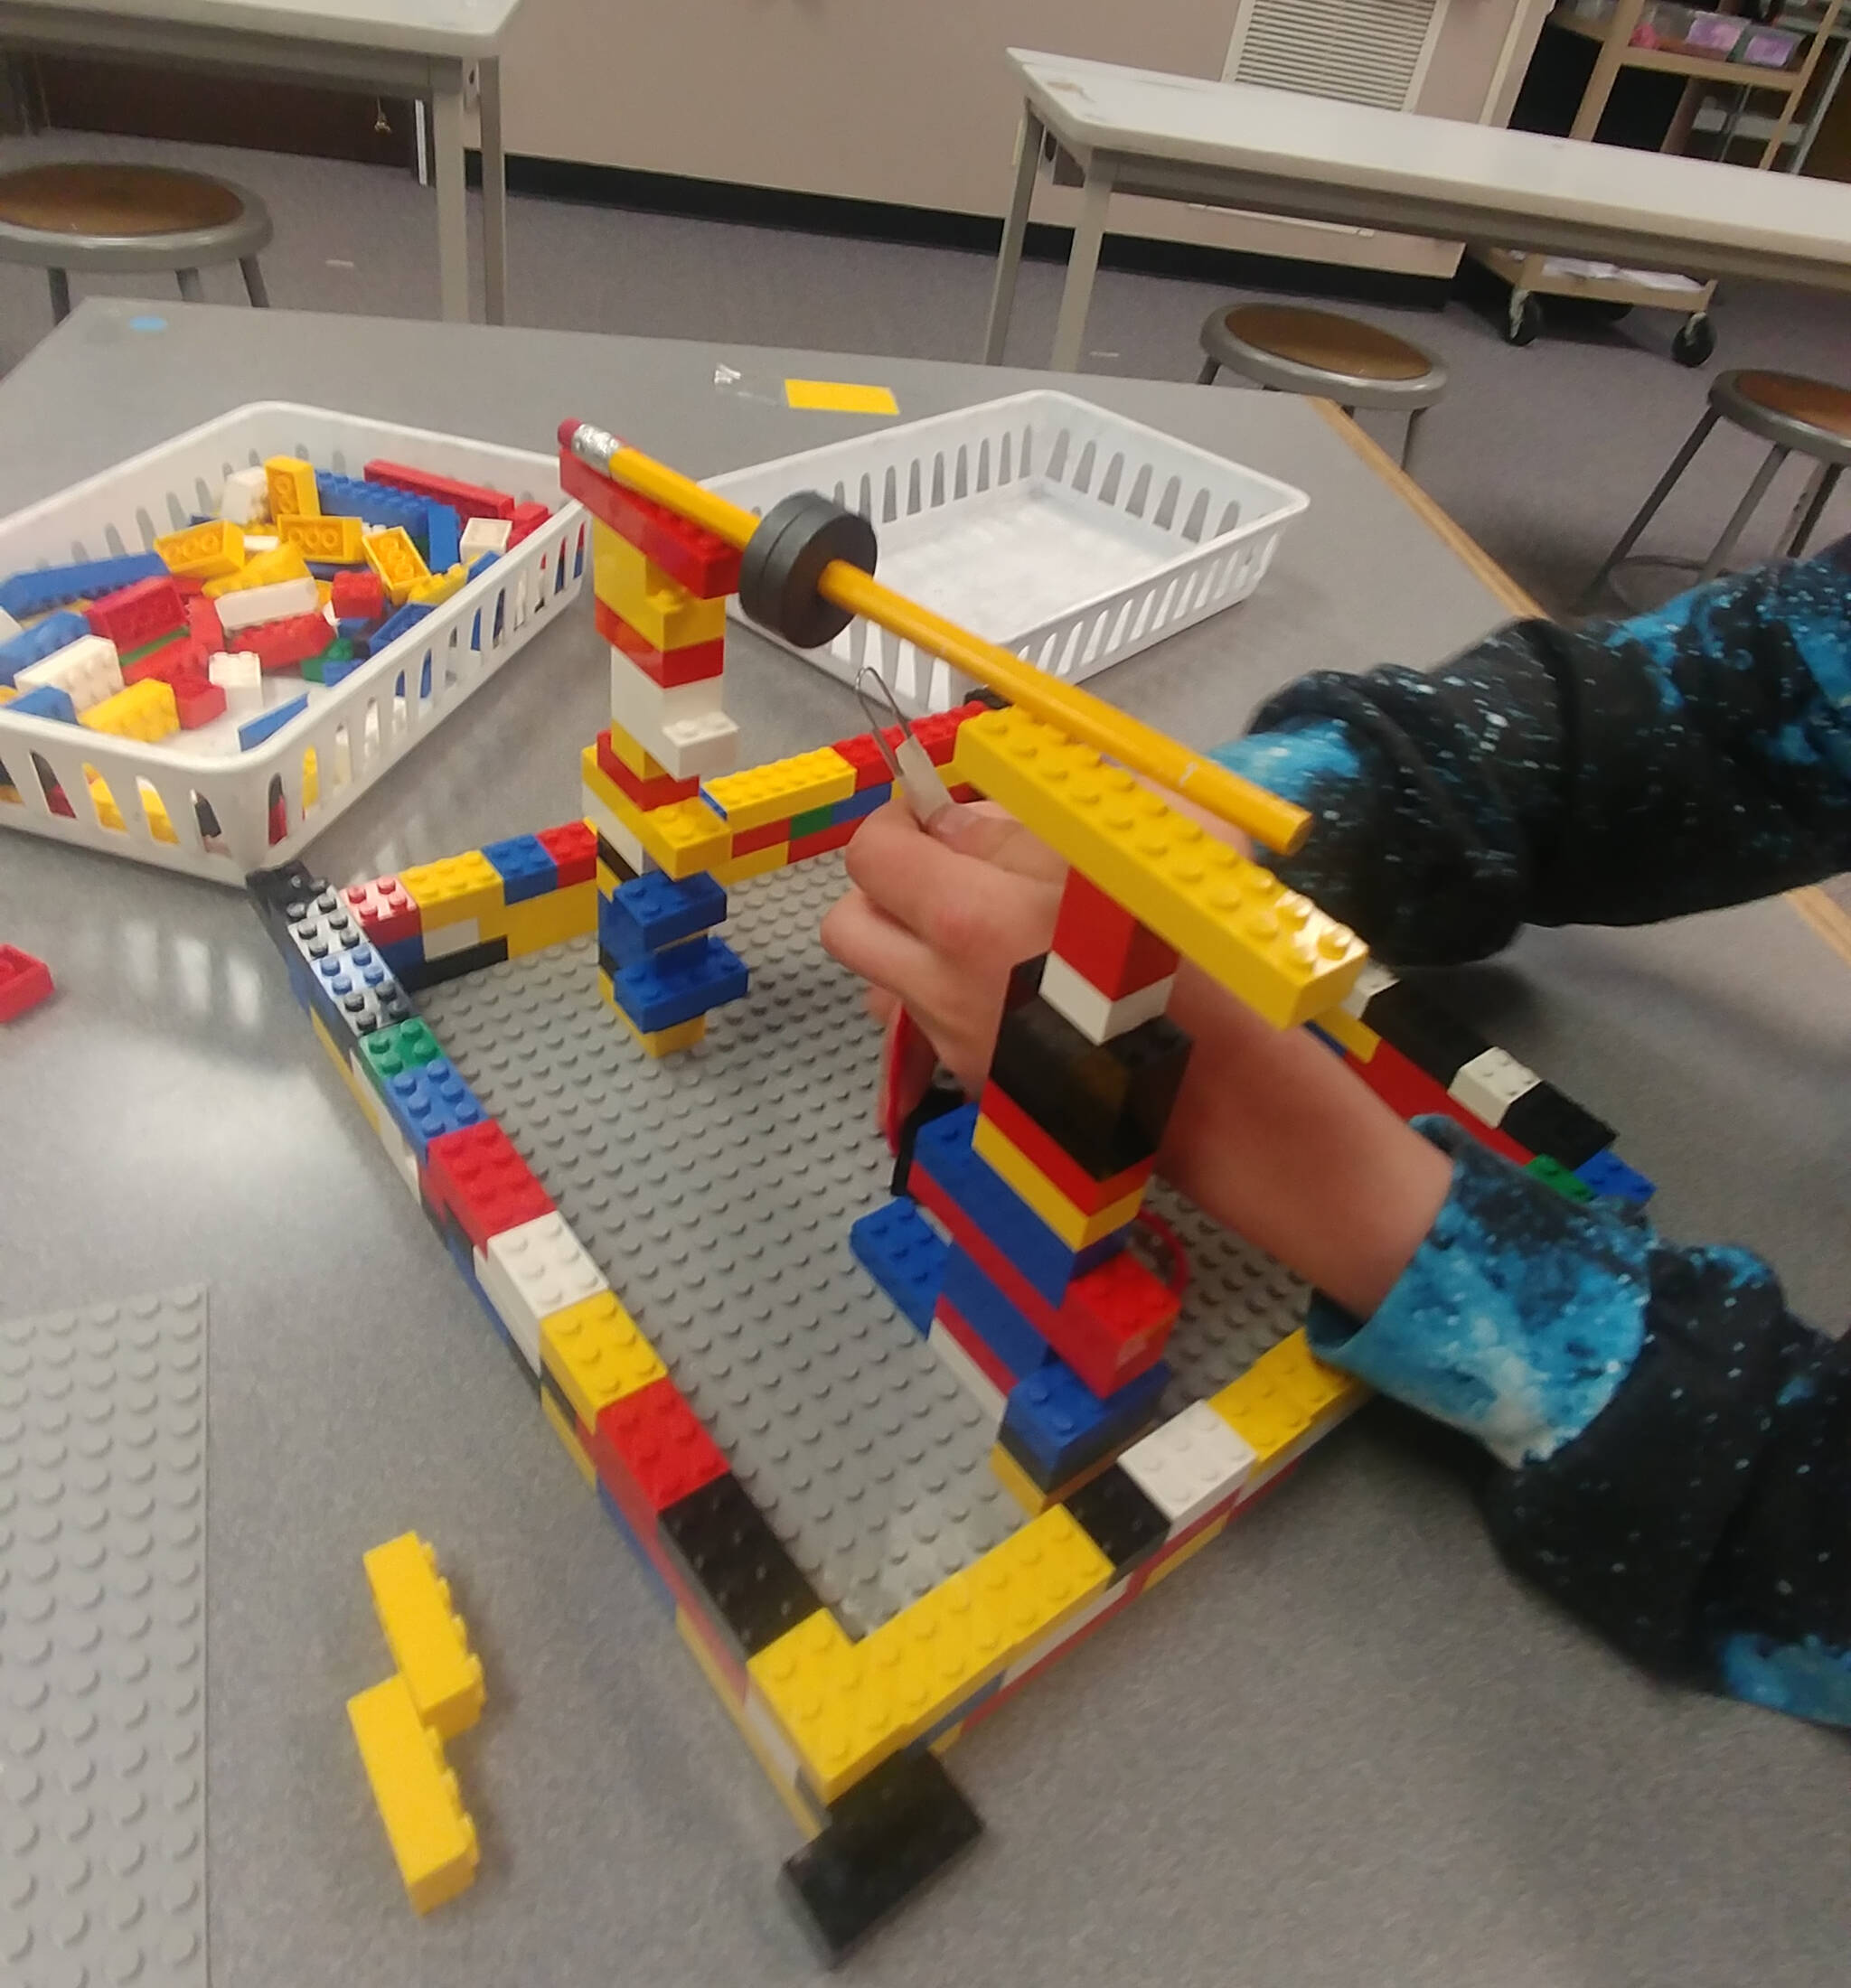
[
  {"x1": 982, "y1": 105, "x2": 1042, "y2": 365},
  {"x1": 479, "y1": 55, "x2": 507, "y2": 326},
  {"x1": 430, "y1": 68, "x2": 470, "y2": 323},
  {"x1": 1049, "y1": 165, "x2": 1112, "y2": 374}
]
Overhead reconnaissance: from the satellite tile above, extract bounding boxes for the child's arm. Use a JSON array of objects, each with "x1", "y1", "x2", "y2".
[{"x1": 1219, "y1": 539, "x2": 1851, "y2": 964}]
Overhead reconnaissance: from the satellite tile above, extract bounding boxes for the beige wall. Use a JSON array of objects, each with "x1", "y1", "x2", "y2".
[{"x1": 500, "y1": 0, "x2": 1551, "y2": 278}]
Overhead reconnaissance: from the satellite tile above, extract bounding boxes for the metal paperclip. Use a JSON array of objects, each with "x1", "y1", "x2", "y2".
[{"x1": 853, "y1": 667, "x2": 954, "y2": 828}]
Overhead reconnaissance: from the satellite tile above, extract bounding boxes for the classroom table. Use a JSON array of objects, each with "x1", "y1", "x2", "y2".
[
  {"x1": 2, "y1": 300, "x2": 1846, "y2": 1988},
  {"x1": 0, "y1": 0, "x2": 520, "y2": 322},
  {"x1": 983, "y1": 48, "x2": 1851, "y2": 371}
]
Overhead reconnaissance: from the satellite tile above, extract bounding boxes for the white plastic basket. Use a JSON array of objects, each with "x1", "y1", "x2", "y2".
[
  {"x1": 707, "y1": 389, "x2": 1307, "y2": 715},
  {"x1": 0, "y1": 401, "x2": 587, "y2": 886}
]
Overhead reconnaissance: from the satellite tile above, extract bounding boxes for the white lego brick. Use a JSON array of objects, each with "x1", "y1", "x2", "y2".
[
  {"x1": 0, "y1": 606, "x2": 20, "y2": 643},
  {"x1": 926, "y1": 1318, "x2": 1005, "y2": 1433},
  {"x1": 740, "y1": 1684, "x2": 806, "y2": 1791},
  {"x1": 1448, "y1": 1046, "x2": 1539, "y2": 1130},
  {"x1": 608, "y1": 651, "x2": 739, "y2": 781},
  {"x1": 208, "y1": 650, "x2": 264, "y2": 716},
  {"x1": 215, "y1": 575, "x2": 319, "y2": 635},
  {"x1": 219, "y1": 464, "x2": 270, "y2": 525},
  {"x1": 1120, "y1": 1400, "x2": 1256, "y2": 1537},
  {"x1": 581, "y1": 785, "x2": 653, "y2": 878},
  {"x1": 422, "y1": 917, "x2": 481, "y2": 961},
  {"x1": 1340, "y1": 959, "x2": 1397, "y2": 1019},
  {"x1": 353, "y1": 1052, "x2": 421, "y2": 1197},
  {"x1": 476, "y1": 1213, "x2": 611, "y2": 1375},
  {"x1": 240, "y1": 534, "x2": 280, "y2": 554},
  {"x1": 1000, "y1": 1574, "x2": 1129, "y2": 1689},
  {"x1": 16, "y1": 633, "x2": 122, "y2": 712},
  {"x1": 1038, "y1": 951, "x2": 1177, "y2": 1045},
  {"x1": 459, "y1": 517, "x2": 512, "y2": 562}
]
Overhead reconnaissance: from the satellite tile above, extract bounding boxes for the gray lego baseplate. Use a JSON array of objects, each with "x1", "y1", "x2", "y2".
[
  {"x1": 420, "y1": 854, "x2": 1306, "y2": 1634},
  {"x1": 0, "y1": 1286, "x2": 209, "y2": 1988}
]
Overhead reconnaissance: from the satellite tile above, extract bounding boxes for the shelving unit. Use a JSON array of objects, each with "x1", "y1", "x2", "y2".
[{"x1": 1470, "y1": 0, "x2": 1846, "y2": 360}]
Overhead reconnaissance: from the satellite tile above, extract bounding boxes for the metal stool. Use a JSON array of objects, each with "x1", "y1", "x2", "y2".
[
  {"x1": 1198, "y1": 303, "x2": 1447, "y2": 472},
  {"x1": 0, "y1": 163, "x2": 271, "y2": 321},
  {"x1": 1589, "y1": 370, "x2": 1851, "y2": 601}
]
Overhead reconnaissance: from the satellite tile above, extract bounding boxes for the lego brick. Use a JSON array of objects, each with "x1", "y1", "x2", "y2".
[
  {"x1": 1527, "y1": 1154, "x2": 1597, "y2": 1204},
  {"x1": 927, "y1": 1311, "x2": 1010, "y2": 1428},
  {"x1": 204, "y1": 541, "x2": 310, "y2": 598},
  {"x1": 356, "y1": 1015, "x2": 445, "y2": 1090},
  {"x1": 155, "y1": 518, "x2": 247, "y2": 580},
  {"x1": 423, "y1": 502, "x2": 462, "y2": 573},
  {"x1": 365, "y1": 457, "x2": 515, "y2": 523},
  {"x1": 1349, "y1": 1039, "x2": 1534, "y2": 1167},
  {"x1": 0, "y1": 606, "x2": 89, "y2": 684},
  {"x1": 508, "y1": 499, "x2": 551, "y2": 544},
  {"x1": 597, "y1": 725, "x2": 702, "y2": 809},
  {"x1": 209, "y1": 649, "x2": 262, "y2": 716},
  {"x1": 245, "y1": 609, "x2": 335, "y2": 670},
  {"x1": 1313, "y1": 1002, "x2": 1379, "y2": 1061},
  {"x1": 1063, "y1": 1464, "x2": 1170, "y2": 1575},
  {"x1": 789, "y1": 820, "x2": 862, "y2": 863},
  {"x1": 1575, "y1": 1148, "x2": 1656, "y2": 1205},
  {"x1": 424, "y1": 1120, "x2": 554, "y2": 1250},
  {"x1": 659, "y1": 1473, "x2": 825, "y2": 1662},
  {"x1": 1000, "y1": 1358, "x2": 1170, "y2": 1490},
  {"x1": 592, "y1": 1373, "x2": 730, "y2": 1522},
  {"x1": 331, "y1": 567, "x2": 386, "y2": 621},
  {"x1": 409, "y1": 563, "x2": 466, "y2": 607},
  {"x1": 345, "y1": 875, "x2": 422, "y2": 950},
  {"x1": 849, "y1": 1198, "x2": 946, "y2": 1335},
  {"x1": 216, "y1": 463, "x2": 268, "y2": 523},
  {"x1": 399, "y1": 849, "x2": 503, "y2": 930},
  {"x1": 607, "y1": 650, "x2": 740, "y2": 781},
  {"x1": 0, "y1": 550, "x2": 164, "y2": 618},
  {"x1": 596, "y1": 715, "x2": 670, "y2": 783},
  {"x1": 279, "y1": 512, "x2": 366, "y2": 564},
  {"x1": 366, "y1": 599, "x2": 434, "y2": 655},
  {"x1": 830, "y1": 728, "x2": 896, "y2": 791},
  {"x1": 601, "y1": 868, "x2": 728, "y2": 965},
  {"x1": 1039, "y1": 948, "x2": 1178, "y2": 1046},
  {"x1": 363, "y1": 526, "x2": 431, "y2": 605},
  {"x1": 603, "y1": 931, "x2": 748, "y2": 1033},
  {"x1": 597, "y1": 596, "x2": 728, "y2": 686},
  {"x1": 473, "y1": 1210, "x2": 609, "y2": 1372},
  {"x1": 477, "y1": 832, "x2": 557, "y2": 905},
  {"x1": 780, "y1": 1749, "x2": 982, "y2": 1966},
  {"x1": 122, "y1": 624, "x2": 204, "y2": 684},
  {"x1": 16, "y1": 631, "x2": 122, "y2": 711},
  {"x1": 301, "y1": 942, "x2": 415, "y2": 1044},
  {"x1": 347, "y1": 1673, "x2": 479, "y2": 1914},
  {"x1": 187, "y1": 592, "x2": 225, "y2": 652},
  {"x1": 393, "y1": 934, "x2": 510, "y2": 992},
  {"x1": 264, "y1": 455, "x2": 319, "y2": 520},
  {"x1": 85, "y1": 573, "x2": 186, "y2": 649},
  {"x1": 954, "y1": 707, "x2": 1367, "y2": 1027},
  {"x1": 1361, "y1": 979, "x2": 1489, "y2": 1087},
  {"x1": 714, "y1": 840, "x2": 789, "y2": 885},
  {"x1": 502, "y1": 881, "x2": 597, "y2": 955},
  {"x1": 363, "y1": 1532, "x2": 486, "y2": 1740},
  {"x1": 237, "y1": 692, "x2": 309, "y2": 749},
  {"x1": 80, "y1": 675, "x2": 179, "y2": 741},
  {"x1": 598, "y1": 979, "x2": 710, "y2": 1055},
  {"x1": 970, "y1": 1106, "x2": 1149, "y2": 1252},
  {"x1": 584, "y1": 751, "x2": 732, "y2": 879},
  {"x1": 1501, "y1": 1082, "x2": 1617, "y2": 1172},
  {"x1": 1140, "y1": 1508, "x2": 1230, "y2": 1589},
  {"x1": 5, "y1": 679, "x2": 76, "y2": 724},
  {"x1": 1119, "y1": 1398, "x2": 1256, "y2": 1535},
  {"x1": 542, "y1": 1384, "x2": 598, "y2": 1481},
  {"x1": 1049, "y1": 867, "x2": 1179, "y2": 999},
  {"x1": 703, "y1": 746, "x2": 857, "y2": 834},
  {"x1": 216, "y1": 575, "x2": 321, "y2": 635},
  {"x1": 1209, "y1": 1329, "x2": 1367, "y2": 1488},
  {"x1": 535, "y1": 818, "x2": 597, "y2": 886},
  {"x1": 459, "y1": 515, "x2": 512, "y2": 563},
  {"x1": 558, "y1": 436, "x2": 742, "y2": 594},
  {"x1": 595, "y1": 520, "x2": 728, "y2": 650},
  {"x1": 832, "y1": 781, "x2": 894, "y2": 824},
  {"x1": 376, "y1": 1055, "x2": 486, "y2": 1164},
  {"x1": 0, "y1": 942, "x2": 53, "y2": 1021},
  {"x1": 540, "y1": 1287, "x2": 664, "y2": 1424},
  {"x1": 728, "y1": 815, "x2": 790, "y2": 859},
  {"x1": 941, "y1": 1244, "x2": 1053, "y2": 1383}
]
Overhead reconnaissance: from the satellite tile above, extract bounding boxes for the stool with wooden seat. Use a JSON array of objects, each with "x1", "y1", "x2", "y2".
[
  {"x1": 1198, "y1": 303, "x2": 1448, "y2": 472},
  {"x1": 1589, "y1": 370, "x2": 1851, "y2": 601},
  {"x1": 0, "y1": 163, "x2": 272, "y2": 322}
]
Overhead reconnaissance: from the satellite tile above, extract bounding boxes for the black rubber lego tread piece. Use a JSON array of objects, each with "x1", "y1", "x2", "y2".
[
  {"x1": 1358, "y1": 978, "x2": 1487, "y2": 1086},
  {"x1": 1500, "y1": 1082, "x2": 1616, "y2": 1171},
  {"x1": 657, "y1": 1472, "x2": 823, "y2": 1661},
  {"x1": 393, "y1": 935, "x2": 511, "y2": 993},
  {"x1": 1063, "y1": 1465, "x2": 1169, "y2": 1575}
]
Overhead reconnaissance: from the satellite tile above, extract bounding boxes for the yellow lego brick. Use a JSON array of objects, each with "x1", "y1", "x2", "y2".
[
  {"x1": 600, "y1": 717, "x2": 673, "y2": 783},
  {"x1": 747, "y1": 1509, "x2": 1112, "y2": 1802},
  {"x1": 265, "y1": 455, "x2": 320, "y2": 521},
  {"x1": 1315, "y1": 1004, "x2": 1379, "y2": 1062},
  {"x1": 540, "y1": 1386, "x2": 597, "y2": 1485},
  {"x1": 155, "y1": 518, "x2": 245, "y2": 579},
  {"x1": 278, "y1": 513, "x2": 365, "y2": 564},
  {"x1": 594, "y1": 522, "x2": 727, "y2": 651},
  {"x1": 1142, "y1": 1512, "x2": 1229, "y2": 1590},
  {"x1": 679, "y1": 1610, "x2": 829, "y2": 1841},
  {"x1": 703, "y1": 746, "x2": 856, "y2": 834},
  {"x1": 784, "y1": 378, "x2": 899, "y2": 416},
  {"x1": 346, "y1": 1674, "x2": 478, "y2": 1915},
  {"x1": 581, "y1": 747, "x2": 730, "y2": 881},
  {"x1": 596, "y1": 970, "x2": 709, "y2": 1056},
  {"x1": 303, "y1": 747, "x2": 320, "y2": 811},
  {"x1": 928, "y1": 1720, "x2": 964, "y2": 1756},
  {"x1": 540, "y1": 1290, "x2": 665, "y2": 1426},
  {"x1": 80, "y1": 678, "x2": 178, "y2": 743},
  {"x1": 714, "y1": 841, "x2": 789, "y2": 886},
  {"x1": 1208, "y1": 1329, "x2": 1367, "y2": 1473},
  {"x1": 989, "y1": 1441, "x2": 1054, "y2": 1515},
  {"x1": 363, "y1": 1533, "x2": 485, "y2": 1740},
  {"x1": 954, "y1": 708, "x2": 1368, "y2": 1029},
  {"x1": 398, "y1": 849, "x2": 503, "y2": 930},
  {"x1": 203, "y1": 542, "x2": 310, "y2": 597},
  {"x1": 971, "y1": 1112, "x2": 1146, "y2": 1250},
  {"x1": 595, "y1": 857, "x2": 624, "y2": 896},
  {"x1": 363, "y1": 526, "x2": 431, "y2": 606},
  {"x1": 308, "y1": 1008, "x2": 382, "y2": 1133},
  {"x1": 499, "y1": 881, "x2": 597, "y2": 956},
  {"x1": 409, "y1": 563, "x2": 466, "y2": 606}
]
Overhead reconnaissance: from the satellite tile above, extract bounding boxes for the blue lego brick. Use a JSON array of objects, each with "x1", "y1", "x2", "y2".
[
  {"x1": 481, "y1": 833, "x2": 558, "y2": 906},
  {"x1": 320, "y1": 652, "x2": 365, "y2": 687},
  {"x1": 1306, "y1": 1023, "x2": 1347, "y2": 1058},
  {"x1": 377, "y1": 1056, "x2": 485, "y2": 1165},
  {"x1": 941, "y1": 1244, "x2": 1055, "y2": 1383},
  {"x1": 914, "y1": 1104, "x2": 1121, "y2": 1308},
  {"x1": 466, "y1": 551, "x2": 500, "y2": 584},
  {"x1": 378, "y1": 934, "x2": 425, "y2": 980},
  {"x1": 237, "y1": 694, "x2": 309, "y2": 751},
  {"x1": 1574, "y1": 1149, "x2": 1656, "y2": 1205},
  {"x1": 314, "y1": 471, "x2": 429, "y2": 547},
  {"x1": 423, "y1": 503, "x2": 461, "y2": 574},
  {"x1": 596, "y1": 1480, "x2": 678, "y2": 1616},
  {"x1": 335, "y1": 616, "x2": 378, "y2": 645},
  {"x1": 303, "y1": 940, "x2": 403, "y2": 1028},
  {"x1": 366, "y1": 600, "x2": 433, "y2": 656},
  {"x1": 1001, "y1": 1357, "x2": 1170, "y2": 1490},
  {"x1": 850, "y1": 1199, "x2": 947, "y2": 1336},
  {"x1": 305, "y1": 561, "x2": 359, "y2": 581},
  {"x1": 6, "y1": 681, "x2": 77, "y2": 725},
  {"x1": 606, "y1": 933, "x2": 748, "y2": 1034},
  {"x1": 0, "y1": 553, "x2": 164, "y2": 621},
  {"x1": 600, "y1": 870, "x2": 728, "y2": 967},
  {"x1": 832, "y1": 783, "x2": 892, "y2": 824},
  {"x1": 0, "y1": 609, "x2": 91, "y2": 686}
]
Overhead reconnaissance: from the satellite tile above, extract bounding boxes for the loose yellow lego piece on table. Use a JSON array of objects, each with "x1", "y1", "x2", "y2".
[
  {"x1": 540, "y1": 1290, "x2": 665, "y2": 1426},
  {"x1": 597, "y1": 970, "x2": 709, "y2": 1056},
  {"x1": 410, "y1": 563, "x2": 467, "y2": 606},
  {"x1": 1208, "y1": 1329, "x2": 1367, "y2": 1475},
  {"x1": 498, "y1": 880, "x2": 597, "y2": 956},
  {"x1": 971, "y1": 1112, "x2": 1147, "y2": 1249},
  {"x1": 594, "y1": 522, "x2": 727, "y2": 652},
  {"x1": 399, "y1": 849, "x2": 503, "y2": 930},
  {"x1": 713, "y1": 841, "x2": 789, "y2": 886},
  {"x1": 265, "y1": 455, "x2": 320, "y2": 521},
  {"x1": 748, "y1": 1508, "x2": 1112, "y2": 1802},
  {"x1": 363, "y1": 1533, "x2": 485, "y2": 1740},
  {"x1": 954, "y1": 707, "x2": 1368, "y2": 1029},
  {"x1": 703, "y1": 746, "x2": 856, "y2": 834},
  {"x1": 346, "y1": 1673, "x2": 479, "y2": 1914},
  {"x1": 364, "y1": 526, "x2": 431, "y2": 605},
  {"x1": 155, "y1": 518, "x2": 245, "y2": 580},
  {"x1": 80, "y1": 678, "x2": 178, "y2": 743},
  {"x1": 540, "y1": 1387, "x2": 597, "y2": 1484},
  {"x1": 278, "y1": 513, "x2": 366, "y2": 564},
  {"x1": 784, "y1": 379, "x2": 900, "y2": 416},
  {"x1": 203, "y1": 542, "x2": 310, "y2": 597}
]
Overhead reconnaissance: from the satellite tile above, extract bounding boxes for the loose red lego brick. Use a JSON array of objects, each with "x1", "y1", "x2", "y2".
[
  {"x1": 1049, "y1": 870, "x2": 1180, "y2": 999},
  {"x1": 1350, "y1": 1039, "x2": 1533, "y2": 1167},
  {"x1": 186, "y1": 594, "x2": 224, "y2": 652},
  {"x1": 331, "y1": 568, "x2": 385, "y2": 622},
  {"x1": 86, "y1": 575, "x2": 185, "y2": 651},
  {"x1": 787, "y1": 820, "x2": 861, "y2": 863},
  {"x1": 595, "y1": 597, "x2": 727, "y2": 687},
  {"x1": 828, "y1": 730, "x2": 893, "y2": 791},
  {"x1": 536, "y1": 821, "x2": 597, "y2": 886},
  {"x1": 0, "y1": 944, "x2": 53, "y2": 1023},
  {"x1": 171, "y1": 669, "x2": 226, "y2": 730},
  {"x1": 728, "y1": 816, "x2": 788, "y2": 858},
  {"x1": 423, "y1": 1121, "x2": 554, "y2": 1251},
  {"x1": 121, "y1": 630, "x2": 204, "y2": 688},
  {"x1": 245, "y1": 611, "x2": 334, "y2": 671},
  {"x1": 507, "y1": 500, "x2": 551, "y2": 547},
  {"x1": 592, "y1": 1374, "x2": 728, "y2": 1519},
  {"x1": 556, "y1": 428, "x2": 741, "y2": 595},
  {"x1": 363, "y1": 458, "x2": 514, "y2": 522},
  {"x1": 343, "y1": 875, "x2": 421, "y2": 949},
  {"x1": 596, "y1": 728, "x2": 701, "y2": 811},
  {"x1": 975, "y1": 1082, "x2": 1153, "y2": 1217},
  {"x1": 934, "y1": 1295, "x2": 1015, "y2": 1396}
]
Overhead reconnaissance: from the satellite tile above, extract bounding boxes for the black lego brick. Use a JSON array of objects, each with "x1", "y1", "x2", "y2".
[
  {"x1": 891, "y1": 1076, "x2": 966, "y2": 1198},
  {"x1": 988, "y1": 971, "x2": 1192, "y2": 1183},
  {"x1": 595, "y1": 830, "x2": 638, "y2": 885},
  {"x1": 1501, "y1": 1082, "x2": 1616, "y2": 1171},
  {"x1": 246, "y1": 859, "x2": 328, "y2": 934},
  {"x1": 1358, "y1": 979, "x2": 1486, "y2": 1086},
  {"x1": 658, "y1": 1473, "x2": 822, "y2": 1660},
  {"x1": 394, "y1": 934, "x2": 511, "y2": 993},
  {"x1": 1063, "y1": 1465, "x2": 1169, "y2": 1576},
  {"x1": 780, "y1": 1749, "x2": 983, "y2": 1965}
]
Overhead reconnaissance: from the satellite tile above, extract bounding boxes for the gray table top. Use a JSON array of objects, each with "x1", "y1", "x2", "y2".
[{"x1": 3, "y1": 300, "x2": 1846, "y2": 1988}]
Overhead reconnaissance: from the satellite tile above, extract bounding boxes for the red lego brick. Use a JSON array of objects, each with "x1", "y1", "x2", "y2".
[
  {"x1": 788, "y1": 820, "x2": 861, "y2": 863},
  {"x1": 1350, "y1": 1039, "x2": 1533, "y2": 1167},
  {"x1": 86, "y1": 576, "x2": 185, "y2": 651},
  {"x1": 556, "y1": 428, "x2": 741, "y2": 595},
  {"x1": 946, "y1": 782, "x2": 981, "y2": 804},
  {"x1": 728, "y1": 817, "x2": 788, "y2": 858},
  {"x1": 343, "y1": 875, "x2": 421, "y2": 949},
  {"x1": 363, "y1": 458, "x2": 514, "y2": 522},
  {"x1": 596, "y1": 728, "x2": 701, "y2": 810},
  {"x1": 507, "y1": 500, "x2": 551, "y2": 547},
  {"x1": 595, "y1": 596, "x2": 727, "y2": 687},
  {"x1": 536, "y1": 821, "x2": 597, "y2": 886},
  {"x1": 975, "y1": 1081, "x2": 1154, "y2": 1218},
  {"x1": 0, "y1": 944, "x2": 53, "y2": 1023},
  {"x1": 121, "y1": 631, "x2": 204, "y2": 688},
  {"x1": 910, "y1": 699, "x2": 991, "y2": 767},
  {"x1": 933, "y1": 1295, "x2": 1015, "y2": 1396},
  {"x1": 186, "y1": 595, "x2": 224, "y2": 653},
  {"x1": 331, "y1": 568, "x2": 385, "y2": 622},
  {"x1": 423, "y1": 1121, "x2": 554, "y2": 1251},
  {"x1": 245, "y1": 611, "x2": 334, "y2": 671},
  {"x1": 828, "y1": 730, "x2": 895, "y2": 792},
  {"x1": 592, "y1": 1375, "x2": 728, "y2": 1520},
  {"x1": 171, "y1": 669, "x2": 226, "y2": 730},
  {"x1": 1050, "y1": 870, "x2": 1179, "y2": 1000}
]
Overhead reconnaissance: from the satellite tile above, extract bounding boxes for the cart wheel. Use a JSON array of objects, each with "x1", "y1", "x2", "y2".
[
  {"x1": 1672, "y1": 316, "x2": 1715, "y2": 367},
  {"x1": 1506, "y1": 293, "x2": 1543, "y2": 347}
]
